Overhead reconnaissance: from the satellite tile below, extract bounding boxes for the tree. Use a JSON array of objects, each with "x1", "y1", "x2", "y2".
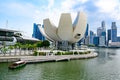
[
  {"x1": 41, "y1": 40, "x2": 50, "y2": 48},
  {"x1": 14, "y1": 42, "x2": 22, "y2": 55},
  {"x1": 36, "y1": 41, "x2": 42, "y2": 48},
  {"x1": 8, "y1": 46, "x2": 14, "y2": 55},
  {"x1": 1, "y1": 41, "x2": 9, "y2": 56}
]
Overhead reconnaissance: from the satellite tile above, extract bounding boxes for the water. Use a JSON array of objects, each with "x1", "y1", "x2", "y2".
[{"x1": 0, "y1": 48, "x2": 120, "y2": 80}]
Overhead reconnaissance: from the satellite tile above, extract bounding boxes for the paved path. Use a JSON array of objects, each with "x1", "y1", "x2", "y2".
[{"x1": 0, "y1": 52, "x2": 98, "y2": 63}]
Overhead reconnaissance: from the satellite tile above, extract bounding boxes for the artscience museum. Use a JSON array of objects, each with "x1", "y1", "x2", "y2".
[{"x1": 39, "y1": 12, "x2": 87, "y2": 50}]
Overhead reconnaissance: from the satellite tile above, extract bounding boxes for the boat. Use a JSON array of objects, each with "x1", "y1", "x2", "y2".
[{"x1": 8, "y1": 61, "x2": 26, "y2": 69}]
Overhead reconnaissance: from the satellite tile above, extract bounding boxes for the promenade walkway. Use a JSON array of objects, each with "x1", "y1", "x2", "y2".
[{"x1": 0, "y1": 52, "x2": 98, "y2": 63}]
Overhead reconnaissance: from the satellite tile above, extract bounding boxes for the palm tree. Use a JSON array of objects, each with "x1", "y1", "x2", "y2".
[
  {"x1": 8, "y1": 46, "x2": 14, "y2": 56},
  {"x1": 21, "y1": 44, "x2": 26, "y2": 55},
  {"x1": 14, "y1": 43, "x2": 20, "y2": 56},
  {"x1": 2, "y1": 41, "x2": 7, "y2": 56},
  {"x1": 27, "y1": 44, "x2": 33, "y2": 55}
]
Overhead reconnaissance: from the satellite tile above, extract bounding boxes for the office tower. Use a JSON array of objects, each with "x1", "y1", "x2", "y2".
[
  {"x1": 111, "y1": 22, "x2": 117, "y2": 42},
  {"x1": 97, "y1": 21, "x2": 106, "y2": 46},
  {"x1": 93, "y1": 36, "x2": 99, "y2": 46},
  {"x1": 97, "y1": 27, "x2": 102, "y2": 36},
  {"x1": 32, "y1": 23, "x2": 45, "y2": 40},
  {"x1": 90, "y1": 30, "x2": 95, "y2": 44},
  {"x1": 84, "y1": 36, "x2": 89, "y2": 45},
  {"x1": 102, "y1": 21, "x2": 105, "y2": 30},
  {"x1": 85, "y1": 24, "x2": 89, "y2": 38},
  {"x1": 117, "y1": 37, "x2": 120, "y2": 42},
  {"x1": 78, "y1": 23, "x2": 89, "y2": 45},
  {"x1": 99, "y1": 36, "x2": 106, "y2": 47},
  {"x1": 107, "y1": 29, "x2": 111, "y2": 42}
]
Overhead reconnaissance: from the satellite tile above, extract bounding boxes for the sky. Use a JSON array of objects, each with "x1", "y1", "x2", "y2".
[{"x1": 0, "y1": 0, "x2": 120, "y2": 37}]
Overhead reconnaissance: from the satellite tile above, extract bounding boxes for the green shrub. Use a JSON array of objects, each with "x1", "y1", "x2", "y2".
[
  {"x1": 84, "y1": 52, "x2": 88, "y2": 54},
  {"x1": 87, "y1": 51, "x2": 91, "y2": 53},
  {"x1": 79, "y1": 52, "x2": 83, "y2": 54},
  {"x1": 62, "y1": 52, "x2": 66, "y2": 55},
  {"x1": 33, "y1": 51, "x2": 38, "y2": 56},
  {"x1": 74, "y1": 51, "x2": 78, "y2": 54},
  {"x1": 56, "y1": 52, "x2": 62, "y2": 55},
  {"x1": 39, "y1": 52, "x2": 46, "y2": 56}
]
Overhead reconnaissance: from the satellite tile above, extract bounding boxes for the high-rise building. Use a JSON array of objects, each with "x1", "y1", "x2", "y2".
[
  {"x1": 117, "y1": 37, "x2": 120, "y2": 42},
  {"x1": 32, "y1": 23, "x2": 45, "y2": 40},
  {"x1": 101, "y1": 21, "x2": 106, "y2": 41},
  {"x1": 102, "y1": 21, "x2": 105, "y2": 30},
  {"x1": 93, "y1": 36, "x2": 99, "y2": 46},
  {"x1": 97, "y1": 27, "x2": 102, "y2": 36},
  {"x1": 84, "y1": 36, "x2": 89, "y2": 45},
  {"x1": 78, "y1": 23, "x2": 89, "y2": 45},
  {"x1": 90, "y1": 30, "x2": 95, "y2": 45},
  {"x1": 107, "y1": 29, "x2": 111, "y2": 43},
  {"x1": 111, "y1": 22, "x2": 117, "y2": 42},
  {"x1": 97, "y1": 21, "x2": 106, "y2": 46},
  {"x1": 85, "y1": 24, "x2": 89, "y2": 38},
  {"x1": 99, "y1": 36, "x2": 106, "y2": 47}
]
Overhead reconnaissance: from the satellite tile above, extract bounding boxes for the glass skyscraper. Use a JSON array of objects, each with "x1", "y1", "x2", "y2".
[
  {"x1": 85, "y1": 24, "x2": 89, "y2": 38},
  {"x1": 97, "y1": 27, "x2": 102, "y2": 36},
  {"x1": 90, "y1": 30, "x2": 95, "y2": 45},
  {"x1": 93, "y1": 36, "x2": 99, "y2": 46},
  {"x1": 99, "y1": 36, "x2": 105, "y2": 47},
  {"x1": 32, "y1": 23, "x2": 45, "y2": 40},
  {"x1": 96, "y1": 21, "x2": 106, "y2": 46},
  {"x1": 107, "y1": 29, "x2": 111, "y2": 41},
  {"x1": 111, "y1": 22, "x2": 117, "y2": 42},
  {"x1": 102, "y1": 21, "x2": 105, "y2": 30}
]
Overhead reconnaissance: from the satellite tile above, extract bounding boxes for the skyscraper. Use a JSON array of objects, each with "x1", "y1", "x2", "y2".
[
  {"x1": 111, "y1": 22, "x2": 117, "y2": 42},
  {"x1": 78, "y1": 23, "x2": 89, "y2": 45},
  {"x1": 93, "y1": 36, "x2": 99, "y2": 46},
  {"x1": 102, "y1": 21, "x2": 105, "y2": 30},
  {"x1": 32, "y1": 23, "x2": 45, "y2": 40},
  {"x1": 107, "y1": 29, "x2": 111, "y2": 42},
  {"x1": 99, "y1": 36, "x2": 106, "y2": 47},
  {"x1": 90, "y1": 30, "x2": 95, "y2": 45},
  {"x1": 97, "y1": 21, "x2": 106, "y2": 46},
  {"x1": 97, "y1": 27, "x2": 102, "y2": 36},
  {"x1": 85, "y1": 24, "x2": 89, "y2": 38}
]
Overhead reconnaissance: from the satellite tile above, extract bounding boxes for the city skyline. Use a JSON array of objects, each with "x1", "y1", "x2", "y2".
[{"x1": 0, "y1": 0, "x2": 120, "y2": 36}]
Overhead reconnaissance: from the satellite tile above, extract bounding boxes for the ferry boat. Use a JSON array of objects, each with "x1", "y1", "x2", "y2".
[{"x1": 9, "y1": 61, "x2": 26, "y2": 69}]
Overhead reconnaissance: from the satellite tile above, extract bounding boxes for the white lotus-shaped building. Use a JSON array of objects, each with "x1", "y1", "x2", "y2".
[{"x1": 39, "y1": 12, "x2": 87, "y2": 50}]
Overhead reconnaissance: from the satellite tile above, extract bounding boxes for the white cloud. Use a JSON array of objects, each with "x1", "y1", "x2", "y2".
[
  {"x1": 2, "y1": 0, "x2": 120, "y2": 36},
  {"x1": 93, "y1": 0, "x2": 120, "y2": 36},
  {"x1": 48, "y1": 0, "x2": 54, "y2": 9},
  {"x1": 95, "y1": 0, "x2": 119, "y2": 13},
  {"x1": 34, "y1": 0, "x2": 89, "y2": 26},
  {"x1": 0, "y1": 2, "x2": 36, "y2": 17},
  {"x1": 94, "y1": 0, "x2": 120, "y2": 21},
  {"x1": 61, "y1": 0, "x2": 88, "y2": 11}
]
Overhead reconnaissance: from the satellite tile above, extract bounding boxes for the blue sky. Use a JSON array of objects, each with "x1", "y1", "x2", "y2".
[{"x1": 0, "y1": 0, "x2": 120, "y2": 37}]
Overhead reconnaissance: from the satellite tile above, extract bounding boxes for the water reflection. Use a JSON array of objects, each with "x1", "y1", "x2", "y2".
[
  {"x1": 0, "y1": 48, "x2": 120, "y2": 80},
  {"x1": 95, "y1": 48, "x2": 117, "y2": 64}
]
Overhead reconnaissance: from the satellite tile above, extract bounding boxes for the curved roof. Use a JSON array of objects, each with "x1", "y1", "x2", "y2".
[
  {"x1": 43, "y1": 19, "x2": 61, "y2": 41},
  {"x1": 43, "y1": 12, "x2": 87, "y2": 43},
  {"x1": 38, "y1": 25, "x2": 54, "y2": 41},
  {"x1": 58, "y1": 13, "x2": 73, "y2": 41},
  {"x1": 71, "y1": 12, "x2": 87, "y2": 43}
]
